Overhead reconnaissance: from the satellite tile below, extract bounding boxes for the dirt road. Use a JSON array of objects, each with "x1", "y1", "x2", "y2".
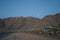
[{"x1": 1, "y1": 32, "x2": 60, "y2": 40}]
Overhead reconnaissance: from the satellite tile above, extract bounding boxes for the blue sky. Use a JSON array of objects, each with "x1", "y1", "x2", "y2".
[{"x1": 0, "y1": 0, "x2": 60, "y2": 18}]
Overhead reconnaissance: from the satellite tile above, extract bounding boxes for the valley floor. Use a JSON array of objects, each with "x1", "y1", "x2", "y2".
[{"x1": 1, "y1": 32, "x2": 60, "y2": 40}]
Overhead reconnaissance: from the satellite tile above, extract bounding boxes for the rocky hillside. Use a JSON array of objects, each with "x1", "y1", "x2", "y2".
[
  {"x1": 0, "y1": 13, "x2": 60, "y2": 39},
  {"x1": 0, "y1": 13, "x2": 60, "y2": 32},
  {"x1": 35, "y1": 13, "x2": 60, "y2": 28}
]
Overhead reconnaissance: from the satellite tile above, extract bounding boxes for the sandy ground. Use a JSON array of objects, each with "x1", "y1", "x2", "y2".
[{"x1": 0, "y1": 32, "x2": 60, "y2": 40}]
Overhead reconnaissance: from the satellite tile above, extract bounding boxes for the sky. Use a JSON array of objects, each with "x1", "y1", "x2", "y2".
[{"x1": 0, "y1": 0, "x2": 60, "y2": 19}]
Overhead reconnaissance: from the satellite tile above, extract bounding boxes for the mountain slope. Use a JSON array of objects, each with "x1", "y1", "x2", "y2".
[{"x1": 0, "y1": 13, "x2": 60, "y2": 39}]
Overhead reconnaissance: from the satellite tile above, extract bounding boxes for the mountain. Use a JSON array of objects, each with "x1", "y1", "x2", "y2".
[
  {"x1": 0, "y1": 13, "x2": 60, "y2": 39},
  {"x1": 1, "y1": 17, "x2": 40, "y2": 32},
  {"x1": 35, "y1": 13, "x2": 60, "y2": 28}
]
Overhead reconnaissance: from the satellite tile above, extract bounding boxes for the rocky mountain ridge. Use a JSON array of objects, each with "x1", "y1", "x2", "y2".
[
  {"x1": 0, "y1": 13, "x2": 60, "y2": 32},
  {"x1": 0, "y1": 13, "x2": 60, "y2": 39}
]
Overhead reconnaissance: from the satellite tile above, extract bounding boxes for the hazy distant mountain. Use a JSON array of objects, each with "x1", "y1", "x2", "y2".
[{"x1": 0, "y1": 13, "x2": 60, "y2": 39}]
